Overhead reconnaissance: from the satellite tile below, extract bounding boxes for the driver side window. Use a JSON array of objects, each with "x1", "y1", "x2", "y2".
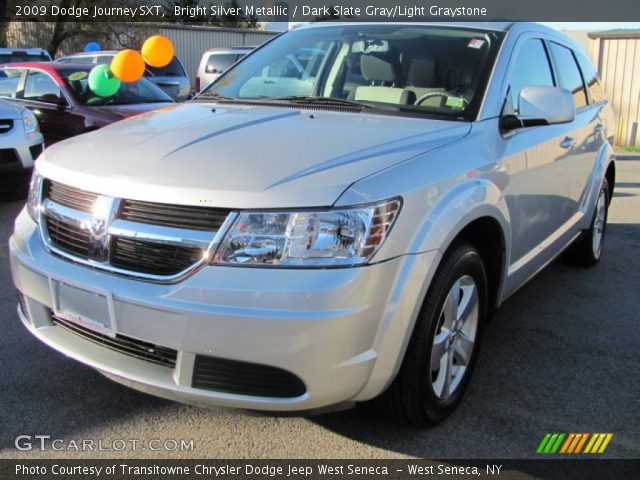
[
  {"x1": 506, "y1": 39, "x2": 554, "y2": 115},
  {"x1": 23, "y1": 70, "x2": 64, "y2": 103}
]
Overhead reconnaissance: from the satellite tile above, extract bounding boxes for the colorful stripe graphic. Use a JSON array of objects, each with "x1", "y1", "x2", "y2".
[{"x1": 537, "y1": 433, "x2": 613, "y2": 454}]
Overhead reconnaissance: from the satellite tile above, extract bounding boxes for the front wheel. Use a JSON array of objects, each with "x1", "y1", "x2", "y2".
[
  {"x1": 376, "y1": 241, "x2": 487, "y2": 425},
  {"x1": 565, "y1": 178, "x2": 610, "y2": 267}
]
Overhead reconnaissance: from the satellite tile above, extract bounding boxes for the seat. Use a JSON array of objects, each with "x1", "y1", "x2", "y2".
[
  {"x1": 354, "y1": 53, "x2": 410, "y2": 105},
  {"x1": 405, "y1": 57, "x2": 446, "y2": 107}
]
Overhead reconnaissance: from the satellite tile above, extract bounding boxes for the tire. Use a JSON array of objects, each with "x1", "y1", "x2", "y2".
[
  {"x1": 375, "y1": 241, "x2": 488, "y2": 426},
  {"x1": 564, "y1": 178, "x2": 610, "y2": 267}
]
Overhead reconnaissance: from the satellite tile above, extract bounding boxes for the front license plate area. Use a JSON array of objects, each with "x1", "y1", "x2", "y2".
[{"x1": 50, "y1": 279, "x2": 116, "y2": 338}]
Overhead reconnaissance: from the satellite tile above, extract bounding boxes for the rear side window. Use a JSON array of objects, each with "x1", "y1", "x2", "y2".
[
  {"x1": 576, "y1": 53, "x2": 606, "y2": 104},
  {"x1": 23, "y1": 70, "x2": 64, "y2": 102},
  {"x1": 549, "y1": 43, "x2": 588, "y2": 109},
  {"x1": 0, "y1": 69, "x2": 22, "y2": 98},
  {"x1": 146, "y1": 57, "x2": 185, "y2": 77},
  {"x1": 206, "y1": 54, "x2": 244, "y2": 74},
  {"x1": 506, "y1": 39, "x2": 555, "y2": 114}
]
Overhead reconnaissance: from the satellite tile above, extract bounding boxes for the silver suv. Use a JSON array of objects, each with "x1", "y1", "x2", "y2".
[{"x1": 10, "y1": 23, "x2": 615, "y2": 425}]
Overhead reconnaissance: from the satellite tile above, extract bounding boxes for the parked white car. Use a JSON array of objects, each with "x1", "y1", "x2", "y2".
[
  {"x1": 0, "y1": 99, "x2": 44, "y2": 199},
  {"x1": 11, "y1": 23, "x2": 615, "y2": 425},
  {"x1": 196, "y1": 46, "x2": 254, "y2": 92}
]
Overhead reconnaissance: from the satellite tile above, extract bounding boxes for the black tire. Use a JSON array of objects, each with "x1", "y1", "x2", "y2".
[
  {"x1": 564, "y1": 178, "x2": 610, "y2": 267},
  {"x1": 375, "y1": 241, "x2": 488, "y2": 426}
]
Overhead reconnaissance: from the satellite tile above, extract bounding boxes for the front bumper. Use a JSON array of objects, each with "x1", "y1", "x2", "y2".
[
  {"x1": 0, "y1": 128, "x2": 43, "y2": 188},
  {"x1": 10, "y1": 207, "x2": 440, "y2": 411}
]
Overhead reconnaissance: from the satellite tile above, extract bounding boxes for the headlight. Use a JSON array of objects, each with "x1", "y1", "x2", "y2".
[
  {"x1": 21, "y1": 109, "x2": 39, "y2": 134},
  {"x1": 213, "y1": 198, "x2": 401, "y2": 267},
  {"x1": 27, "y1": 170, "x2": 43, "y2": 222}
]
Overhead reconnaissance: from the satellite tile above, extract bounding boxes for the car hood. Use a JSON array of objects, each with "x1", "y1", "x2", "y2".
[
  {"x1": 38, "y1": 102, "x2": 470, "y2": 208},
  {"x1": 93, "y1": 102, "x2": 175, "y2": 118},
  {"x1": 0, "y1": 100, "x2": 21, "y2": 119}
]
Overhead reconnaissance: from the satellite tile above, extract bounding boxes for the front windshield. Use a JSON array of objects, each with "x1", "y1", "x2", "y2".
[
  {"x1": 61, "y1": 69, "x2": 174, "y2": 106},
  {"x1": 204, "y1": 24, "x2": 504, "y2": 119}
]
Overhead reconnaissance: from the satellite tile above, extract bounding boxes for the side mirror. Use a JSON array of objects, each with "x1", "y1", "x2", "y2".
[{"x1": 502, "y1": 86, "x2": 575, "y2": 130}]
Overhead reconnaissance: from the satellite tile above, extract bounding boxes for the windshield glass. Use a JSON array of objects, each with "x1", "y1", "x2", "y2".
[
  {"x1": 61, "y1": 69, "x2": 174, "y2": 105},
  {"x1": 205, "y1": 25, "x2": 504, "y2": 119}
]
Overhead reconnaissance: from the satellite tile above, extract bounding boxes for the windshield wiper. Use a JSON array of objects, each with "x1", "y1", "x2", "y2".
[
  {"x1": 262, "y1": 95, "x2": 395, "y2": 112},
  {"x1": 191, "y1": 92, "x2": 237, "y2": 102}
]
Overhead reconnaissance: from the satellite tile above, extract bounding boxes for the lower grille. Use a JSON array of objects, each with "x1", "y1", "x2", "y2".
[
  {"x1": 51, "y1": 313, "x2": 178, "y2": 368},
  {"x1": 192, "y1": 355, "x2": 307, "y2": 398},
  {"x1": 0, "y1": 148, "x2": 20, "y2": 171},
  {"x1": 45, "y1": 216, "x2": 91, "y2": 257},
  {"x1": 110, "y1": 237, "x2": 204, "y2": 276}
]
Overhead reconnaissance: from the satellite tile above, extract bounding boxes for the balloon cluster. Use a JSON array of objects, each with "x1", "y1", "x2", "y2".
[{"x1": 86, "y1": 36, "x2": 175, "y2": 97}]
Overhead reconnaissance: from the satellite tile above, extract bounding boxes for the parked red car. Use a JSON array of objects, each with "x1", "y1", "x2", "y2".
[{"x1": 0, "y1": 62, "x2": 174, "y2": 145}]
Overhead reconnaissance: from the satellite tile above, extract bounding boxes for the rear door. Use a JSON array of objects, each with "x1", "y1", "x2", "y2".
[{"x1": 548, "y1": 43, "x2": 607, "y2": 208}]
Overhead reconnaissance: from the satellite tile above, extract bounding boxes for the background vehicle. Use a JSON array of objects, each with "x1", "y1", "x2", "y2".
[
  {"x1": 56, "y1": 51, "x2": 191, "y2": 101},
  {"x1": 0, "y1": 48, "x2": 51, "y2": 64},
  {"x1": 195, "y1": 46, "x2": 254, "y2": 92},
  {"x1": 0, "y1": 62, "x2": 174, "y2": 145},
  {"x1": 0, "y1": 99, "x2": 44, "y2": 200},
  {"x1": 11, "y1": 23, "x2": 615, "y2": 426}
]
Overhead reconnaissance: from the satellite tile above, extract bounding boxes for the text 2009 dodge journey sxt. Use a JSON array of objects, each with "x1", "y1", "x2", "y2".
[{"x1": 10, "y1": 22, "x2": 615, "y2": 425}]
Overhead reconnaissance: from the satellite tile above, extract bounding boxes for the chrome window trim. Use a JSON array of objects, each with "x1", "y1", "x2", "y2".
[{"x1": 36, "y1": 181, "x2": 238, "y2": 284}]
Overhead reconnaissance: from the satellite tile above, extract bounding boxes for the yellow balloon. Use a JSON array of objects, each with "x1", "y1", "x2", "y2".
[
  {"x1": 110, "y1": 49, "x2": 145, "y2": 83},
  {"x1": 142, "y1": 35, "x2": 174, "y2": 68}
]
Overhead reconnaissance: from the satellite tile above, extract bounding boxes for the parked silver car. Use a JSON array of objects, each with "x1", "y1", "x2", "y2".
[
  {"x1": 0, "y1": 99, "x2": 44, "y2": 199},
  {"x1": 56, "y1": 51, "x2": 191, "y2": 101},
  {"x1": 10, "y1": 23, "x2": 615, "y2": 425},
  {"x1": 196, "y1": 46, "x2": 254, "y2": 92}
]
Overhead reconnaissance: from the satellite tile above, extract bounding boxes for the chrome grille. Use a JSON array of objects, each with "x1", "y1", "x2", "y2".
[
  {"x1": 45, "y1": 216, "x2": 91, "y2": 257},
  {"x1": 44, "y1": 180, "x2": 97, "y2": 213},
  {"x1": 110, "y1": 237, "x2": 203, "y2": 276},
  {"x1": 40, "y1": 180, "x2": 234, "y2": 281},
  {"x1": 51, "y1": 313, "x2": 177, "y2": 368},
  {"x1": 119, "y1": 199, "x2": 229, "y2": 231}
]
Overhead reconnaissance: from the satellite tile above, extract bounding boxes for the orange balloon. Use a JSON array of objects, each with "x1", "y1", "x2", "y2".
[
  {"x1": 110, "y1": 49, "x2": 145, "y2": 83},
  {"x1": 142, "y1": 35, "x2": 174, "y2": 68}
]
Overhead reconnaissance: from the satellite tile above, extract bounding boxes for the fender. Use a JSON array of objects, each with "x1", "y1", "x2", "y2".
[
  {"x1": 354, "y1": 178, "x2": 511, "y2": 400},
  {"x1": 578, "y1": 139, "x2": 615, "y2": 231}
]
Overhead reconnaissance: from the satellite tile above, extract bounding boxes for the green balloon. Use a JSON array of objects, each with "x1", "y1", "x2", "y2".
[{"x1": 88, "y1": 64, "x2": 121, "y2": 97}]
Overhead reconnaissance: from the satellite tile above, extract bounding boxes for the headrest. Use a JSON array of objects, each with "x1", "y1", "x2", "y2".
[
  {"x1": 360, "y1": 54, "x2": 396, "y2": 83},
  {"x1": 408, "y1": 58, "x2": 436, "y2": 87}
]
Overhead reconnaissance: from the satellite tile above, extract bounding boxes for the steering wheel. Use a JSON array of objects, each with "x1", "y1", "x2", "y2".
[{"x1": 414, "y1": 91, "x2": 469, "y2": 108}]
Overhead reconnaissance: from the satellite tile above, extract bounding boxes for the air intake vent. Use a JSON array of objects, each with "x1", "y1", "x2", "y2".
[
  {"x1": 51, "y1": 313, "x2": 177, "y2": 368},
  {"x1": 110, "y1": 237, "x2": 204, "y2": 276},
  {"x1": 44, "y1": 180, "x2": 97, "y2": 213},
  {"x1": 119, "y1": 199, "x2": 230, "y2": 231},
  {"x1": 192, "y1": 355, "x2": 307, "y2": 398},
  {"x1": 0, "y1": 119, "x2": 13, "y2": 134}
]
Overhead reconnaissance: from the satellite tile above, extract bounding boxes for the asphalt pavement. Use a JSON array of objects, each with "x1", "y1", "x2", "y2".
[{"x1": 0, "y1": 160, "x2": 639, "y2": 460}]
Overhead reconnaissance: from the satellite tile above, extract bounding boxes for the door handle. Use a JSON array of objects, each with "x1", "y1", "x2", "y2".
[
  {"x1": 263, "y1": 80, "x2": 276, "y2": 84},
  {"x1": 593, "y1": 123, "x2": 604, "y2": 134},
  {"x1": 155, "y1": 81, "x2": 180, "y2": 87},
  {"x1": 560, "y1": 136, "x2": 575, "y2": 149}
]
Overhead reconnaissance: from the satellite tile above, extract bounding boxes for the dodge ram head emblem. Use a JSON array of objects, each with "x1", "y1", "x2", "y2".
[{"x1": 88, "y1": 196, "x2": 116, "y2": 262}]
